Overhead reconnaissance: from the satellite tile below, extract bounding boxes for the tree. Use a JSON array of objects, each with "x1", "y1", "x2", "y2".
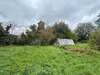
[
  {"x1": 52, "y1": 21, "x2": 78, "y2": 43},
  {"x1": 88, "y1": 29, "x2": 100, "y2": 51},
  {"x1": 37, "y1": 21, "x2": 45, "y2": 31},
  {"x1": 95, "y1": 13, "x2": 100, "y2": 28},
  {"x1": 0, "y1": 23, "x2": 5, "y2": 45},
  {"x1": 30, "y1": 24, "x2": 37, "y2": 32},
  {"x1": 75, "y1": 22, "x2": 95, "y2": 42},
  {"x1": 7, "y1": 34, "x2": 18, "y2": 45},
  {"x1": 37, "y1": 28, "x2": 55, "y2": 46},
  {"x1": 25, "y1": 24, "x2": 37, "y2": 45},
  {"x1": 4, "y1": 20, "x2": 20, "y2": 34},
  {"x1": 29, "y1": 24, "x2": 37, "y2": 40},
  {"x1": 25, "y1": 29, "x2": 34, "y2": 45},
  {"x1": 3, "y1": 20, "x2": 21, "y2": 45},
  {"x1": 25, "y1": 22, "x2": 55, "y2": 45},
  {"x1": 0, "y1": 22, "x2": 12, "y2": 45},
  {"x1": 6, "y1": 24, "x2": 12, "y2": 32},
  {"x1": 53, "y1": 21, "x2": 71, "y2": 38},
  {"x1": 19, "y1": 33, "x2": 28, "y2": 45},
  {"x1": 0, "y1": 23, "x2": 5, "y2": 34},
  {"x1": 69, "y1": 32, "x2": 78, "y2": 43},
  {"x1": 0, "y1": 23, "x2": 5, "y2": 37}
]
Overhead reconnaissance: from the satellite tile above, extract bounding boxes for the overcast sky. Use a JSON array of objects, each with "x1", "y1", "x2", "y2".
[{"x1": 0, "y1": 0, "x2": 100, "y2": 34}]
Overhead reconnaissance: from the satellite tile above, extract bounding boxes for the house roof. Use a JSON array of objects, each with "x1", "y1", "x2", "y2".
[{"x1": 17, "y1": 35, "x2": 21, "y2": 38}]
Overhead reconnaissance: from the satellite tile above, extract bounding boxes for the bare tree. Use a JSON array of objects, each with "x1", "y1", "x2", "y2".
[
  {"x1": 4, "y1": 20, "x2": 24, "y2": 34},
  {"x1": 75, "y1": 22, "x2": 95, "y2": 42}
]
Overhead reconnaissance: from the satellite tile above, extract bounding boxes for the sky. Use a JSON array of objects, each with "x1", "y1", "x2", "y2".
[{"x1": 0, "y1": 0, "x2": 100, "y2": 34}]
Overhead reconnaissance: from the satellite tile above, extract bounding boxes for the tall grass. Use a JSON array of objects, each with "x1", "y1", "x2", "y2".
[{"x1": 0, "y1": 45, "x2": 100, "y2": 75}]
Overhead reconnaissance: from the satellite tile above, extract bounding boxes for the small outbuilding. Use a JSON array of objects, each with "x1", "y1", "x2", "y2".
[{"x1": 56, "y1": 38, "x2": 74, "y2": 45}]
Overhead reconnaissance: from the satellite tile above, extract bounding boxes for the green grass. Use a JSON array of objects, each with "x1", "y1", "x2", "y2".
[
  {"x1": 0, "y1": 45, "x2": 100, "y2": 75},
  {"x1": 67, "y1": 43, "x2": 90, "y2": 50}
]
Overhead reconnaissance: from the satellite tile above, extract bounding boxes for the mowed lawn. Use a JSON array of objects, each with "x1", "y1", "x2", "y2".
[{"x1": 0, "y1": 44, "x2": 100, "y2": 75}]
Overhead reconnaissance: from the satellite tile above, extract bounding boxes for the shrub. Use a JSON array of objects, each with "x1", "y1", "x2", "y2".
[{"x1": 88, "y1": 29, "x2": 100, "y2": 51}]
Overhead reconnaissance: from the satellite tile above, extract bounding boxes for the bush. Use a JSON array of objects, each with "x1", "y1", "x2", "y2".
[
  {"x1": 80, "y1": 40, "x2": 87, "y2": 43},
  {"x1": 69, "y1": 32, "x2": 78, "y2": 43},
  {"x1": 88, "y1": 29, "x2": 100, "y2": 51}
]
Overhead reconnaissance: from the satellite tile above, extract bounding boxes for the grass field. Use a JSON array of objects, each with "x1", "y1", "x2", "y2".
[{"x1": 0, "y1": 44, "x2": 100, "y2": 75}]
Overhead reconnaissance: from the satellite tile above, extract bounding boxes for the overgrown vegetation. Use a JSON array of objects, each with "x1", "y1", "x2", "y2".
[
  {"x1": 0, "y1": 14, "x2": 100, "y2": 52},
  {"x1": 0, "y1": 23, "x2": 18, "y2": 46},
  {"x1": 88, "y1": 29, "x2": 100, "y2": 51},
  {"x1": 75, "y1": 22, "x2": 95, "y2": 42},
  {"x1": 55, "y1": 43, "x2": 100, "y2": 56},
  {"x1": 0, "y1": 44, "x2": 100, "y2": 75},
  {"x1": 0, "y1": 21, "x2": 78, "y2": 46}
]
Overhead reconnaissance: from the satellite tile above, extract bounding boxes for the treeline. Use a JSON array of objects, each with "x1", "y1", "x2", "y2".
[
  {"x1": 0, "y1": 23, "x2": 17, "y2": 46},
  {"x1": 0, "y1": 21, "x2": 100, "y2": 50},
  {"x1": 0, "y1": 21, "x2": 77, "y2": 46}
]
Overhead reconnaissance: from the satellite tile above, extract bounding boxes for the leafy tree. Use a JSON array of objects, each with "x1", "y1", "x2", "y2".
[
  {"x1": 37, "y1": 21, "x2": 45, "y2": 31},
  {"x1": 7, "y1": 34, "x2": 18, "y2": 45},
  {"x1": 29, "y1": 24, "x2": 37, "y2": 40},
  {"x1": 6, "y1": 24, "x2": 12, "y2": 32},
  {"x1": 53, "y1": 21, "x2": 71, "y2": 38},
  {"x1": 0, "y1": 22, "x2": 19, "y2": 46},
  {"x1": 25, "y1": 21, "x2": 55, "y2": 45},
  {"x1": 69, "y1": 32, "x2": 78, "y2": 43},
  {"x1": 25, "y1": 30, "x2": 34, "y2": 45},
  {"x1": 0, "y1": 23, "x2": 6, "y2": 45},
  {"x1": 52, "y1": 21, "x2": 78, "y2": 43},
  {"x1": 95, "y1": 13, "x2": 100, "y2": 28},
  {"x1": 19, "y1": 33, "x2": 28, "y2": 45},
  {"x1": 37, "y1": 28, "x2": 55, "y2": 46},
  {"x1": 75, "y1": 22, "x2": 95, "y2": 42},
  {"x1": 25, "y1": 24, "x2": 37, "y2": 45},
  {"x1": 88, "y1": 29, "x2": 100, "y2": 51},
  {"x1": 30, "y1": 24, "x2": 37, "y2": 32},
  {"x1": 0, "y1": 23, "x2": 5, "y2": 39},
  {"x1": 0, "y1": 23, "x2": 12, "y2": 45}
]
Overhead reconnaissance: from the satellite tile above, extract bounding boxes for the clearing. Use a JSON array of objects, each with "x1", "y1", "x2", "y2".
[{"x1": 0, "y1": 43, "x2": 100, "y2": 75}]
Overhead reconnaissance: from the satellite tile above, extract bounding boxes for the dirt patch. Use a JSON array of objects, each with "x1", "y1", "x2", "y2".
[
  {"x1": 67, "y1": 48, "x2": 93, "y2": 55},
  {"x1": 55, "y1": 46, "x2": 94, "y2": 55}
]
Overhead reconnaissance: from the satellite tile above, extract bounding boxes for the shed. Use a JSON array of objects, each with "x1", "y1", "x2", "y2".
[{"x1": 56, "y1": 38, "x2": 74, "y2": 45}]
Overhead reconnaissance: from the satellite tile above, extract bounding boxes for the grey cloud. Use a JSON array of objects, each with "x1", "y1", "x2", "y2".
[
  {"x1": 0, "y1": 0, "x2": 36, "y2": 20},
  {"x1": 0, "y1": 0, "x2": 100, "y2": 32}
]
